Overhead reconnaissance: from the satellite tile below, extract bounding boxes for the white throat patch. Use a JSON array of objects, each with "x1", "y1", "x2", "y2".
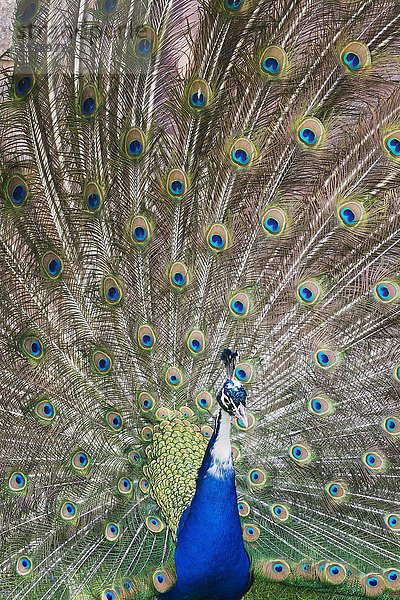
[{"x1": 207, "y1": 410, "x2": 233, "y2": 478}]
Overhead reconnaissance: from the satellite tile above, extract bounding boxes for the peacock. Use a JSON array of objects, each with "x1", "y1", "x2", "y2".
[{"x1": 1, "y1": 0, "x2": 400, "y2": 597}]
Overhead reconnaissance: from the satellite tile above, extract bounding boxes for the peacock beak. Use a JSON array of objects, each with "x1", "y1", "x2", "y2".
[{"x1": 233, "y1": 403, "x2": 248, "y2": 429}]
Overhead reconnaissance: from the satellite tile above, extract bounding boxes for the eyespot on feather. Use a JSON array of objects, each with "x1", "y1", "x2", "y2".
[
  {"x1": 296, "y1": 278, "x2": 323, "y2": 305},
  {"x1": 337, "y1": 199, "x2": 365, "y2": 228},
  {"x1": 141, "y1": 426, "x2": 153, "y2": 442},
  {"x1": 289, "y1": 443, "x2": 312, "y2": 465},
  {"x1": 340, "y1": 42, "x2": 371, "y2": 72},
  {"x1": 60, "y1": 500, "x2": 78, "y2": 521},
  {"x1": 187, "y1": 79, "x2": 211, "y2": 110},
  {"x1": 296, "y1": 561, "x2": 314, "y2": 579},
  {"x1": 322, "y1": 563, "x2": 347, "y2": 584},
  {"x1": 248, "y1": 468, "x2": 267, "y2": 487},
  {"x1": 117, "y1": 477, "x2": 132, "y2": 495},
  {"x1": 308, "y1": 395, "x2": 335, "y2": 416},
  {"x1": 229, "y1": 292, "x2": 250, "y2": 317},
  {"x1": 179, "y1": 406, "x2": 194, "y2": 418},
  {"x1": 155, "y1": 406, "x2": 170, "y2": 420},
  {"x1": 145, "y1": 516, "x2": 165, "y2": 533},
  {"x1": 262, "y1": 207, "x2": 287, "y2": 237},
  {"x1": 139, "y1": 478, "x2": 150, "y2": 493},
  {"x1": 100, "y1": 0, "x2": 118, "y2": 15},
  {"x1": 13, "y1": 67, "x2": 35, "y2": 98},
  {"x1": 105, "y1": 410, "x2": 123, "y2": 432},
  {"x1": 79, "y1": 85, "x2": 98, "y2": 118},
  {"x1": 297, "y1": 117, "x2": 325, "y2": 148},
  {"x1": 9, "y1": 471, "x2": 27, "y2": 492},
  {"x1": 124, "y1": 128, "x2": 146, "y2": 159},
  {"x1": 207, "y1": 223, "x2": 229, "y2": 252},
  {"x1": 234, "y1": 361, "x2": 254, "y2": 383},
  {"x1": 229, "y1": 138, "x2": 256, "y2": 167},
  {"x1": 384, "y1": 569, "x2": 400, "y2": 590},
  {"x1": 165, "y1": 367, "x2": 183, "y2": 388},
  {"x1": 235, "y1": 411, "x2": 255, "y2": 431},
  {"x1": 102, "y1": 276, "x2": 122, "y2": 306},
  {"x1": 231, "y1": 445, "x2": 241, "y2": 461},
  {"x1": 133, "y1": 26, "x2": 156, "y2": 58},
  {"x1": 201, "y1": 425, "x2": 213, "y2": 439},
  {"x1": 314, "y1": 348, "x2": 339, "y2": 369},
  {"x1": 34, "y1": 398, "x2": 56, "y2": 422},
  {"x1": 243, "y1": 524, "x2": 260, "y2": 542},
  {"x1": 71, "y1": 450, "x2": 90, "y2": 472},
  {"x1": 101, "y1": 588, "x2": 119, "y2": 600},
  {"x1": 152, "y1": 568, "x2": 175, "y2": 592},
  {"x1": 105, "y1": 522, "x2": 121, "y2": 541},
  {"x1": 138, "y1": 392, "x2": 156, "y2": 413},
  {"x1": 223, "y1": 0, "x2": 246, "y2": 12},
  {"x1": 84, "y1": 182, "x2": 103, "y2": 213},
  {"x1": 166, "y1": 169, "x2": 188, "y2": 198},
  {"x1": 16, "y1": 556, "x2": 32, "y2": 576},
  {"x1": 91, "y1": 350, "x2": 112, "y2": 374},
  {"x1": 373, "y1": 279, "x2": 400, "y2": 304},
  {"x1": 195, "y1": 391, "x2": 213, "y2": 411},
  {"x1": 169, "y1": 262, "x2": 189, "y2": 289},
  {"x1": 382, "y1": 416, "x2": 400, "y2": 436},
  {"x1": 42, "y1": 251, "x2": 63, "y2": 280},
  {"x1": 362, "y1": 451, "x2": 385, "y2": 471},
  {"x1": 238, "y1": 500, "x2": 250, "y2": 517},
  {"x1": 260, "y1": 46, "x2": 287, "y2": 77},
  {"x1": 361, "y1": 574, "x2": 385, "y2": 596},
  {"x1": 21, "y1": 334, "x2": 44, "y2": 361},
  {"x1": 138, "y1": 324, "x2": 156, "y2": 350},
  {"x1": 326, "y1": 480, "x2": 348, "y2": 502},
  {"x1": 263, "y1": 560, "x2": 291, "y2": 581},
  {"x1": 131, "y1": 215, "x2": 151, "y2": 244},
  {"x1": 385, "y1": 513, "x2": 400, "y2": 531},
  {"x1": 393, "y1": 364, "x2": 400, "y2": 383},
  {"x1": 384, "y1": 131, "x2": 400, "y2": 158},
  {"x1": 271, "y1": 503, "x2": 290, "y2": 522},
  {"x1": 187, "y1": 330, "x2": 205, "y2": 355},
  {"x1": 5, "y1": 174, "x2": 30, "y2": 207}
]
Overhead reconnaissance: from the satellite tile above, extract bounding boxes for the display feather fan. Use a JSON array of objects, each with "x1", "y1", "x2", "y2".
[{"x1": 1, "y1": 0, "x2": 400, "y2": 598}]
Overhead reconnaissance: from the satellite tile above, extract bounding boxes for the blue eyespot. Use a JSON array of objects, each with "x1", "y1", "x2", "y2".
[
  {"x1": 263, "y1": 217, "x2": 281, "y2": 234},
  {"x1": 142, "y1": 334, "x2": 153, "y2": 347},
  {"x1": 113, "y1": 415, "x2": 121, "y2": 428},
  {"x1": 388, "y1": 571, "x2": 398, "y2": 581},
  {"x1": 143, "y1": 399, "x2": 151, "y2": 409},
  {"x1": 98, "y1": 357, "x2": 110, "y2": 371},
  {"x1": 106, "y1": 592, "x2": 115, "y2": 600},
  {"x1": 16, "y1": 75, "x2": 33, "y2": 97},
  {"x1": 102, "y1": 0, "x2": 117, "y2": 13},
  {"x1": 386, "y1": 137, "x2": 400, "y2": 157},
  {"x1": 82, "y1": 96, "x2": 96, "y2": 116},
  {"x1": 129, "y1": 139, "x2": 143, "y2": 156},
  {"x1": 169, "y1": 375, "x2": 178, "y2": 384},
  {"x1": 15, "y1": 473, "x2": 25, "y2": 487},
  {"x1": 232, "y1": 148, "x2": 250, "y2": 165},
  {"x1": 274, "y1": 506, "x2": 282, "y2": 516},
  {"x1": 137, "y1": 38, "x2": 151, "y2": 55},
  {"x1": 65, "y1": 503, "x2": 76, "y2": 515},
  {"x1": 339, "y1": 207, "x2": 356, "y2": 225},
  {"x1": 199, "y1": 398, "x2": 208, "y2": 406},
  {"x1": 172, "y1": 272, "x2": 185, "y2": 286},
  {"x1": 343, "y1": 51, "x2": 361, "y2": 71},
  {"x1": 367, "y1": 577, "x2": 378, "y2": 588},
  {"x1": 225, "y1": 0, "x2": 243, "y2": 9},
  {"x1": 79, "y1": 453, "x2": 88, "y2": 466},
  {"x1": 107, "y1": 286, "x2": 120, "y2": 302},
  {"x1": 190, "y1": 339, "x2": 202, "y2": 351},
  {"x1": 169, "y1": 180, "x2": 184, "y2": 195},
  {"x1": 21, "y1": 558, "x2": 30, "y2": 569},
  {"x1": 235, "y1": 368, "x2": 247, "y2": 381},
  {"x1": 133, "y1": 226, "x2": 147, "y2": 241},
  {"x1": 232, "y1": 300, "x2": 245, "y2": 314},
  {"x1": 251, "y1": 471, "x2": 259, "y2": 483},
  {"x1": 122, "y1": 478, "x2": 131, "y2": 490},
  {"x1": 210, "y1": 234, "x2": 224, "y2": 248},
  {"x1": 18, "y1": 1, "x2": 37, "y2": 24},
  {"x1": 330, "y1": 565, "x2": 340, "y2": 576},
  {"x1": 87, "y1": 193, "x2": 100, "y2": 210},
  {"x1": 366, "y1": 453, "x2": 376, "y2": 466},
  {"x1": 329, "y1": 484, "x2": 338, "y2": 495},
  {"x1": 302, "y1": 563, "x2": 311, "y2": 572},
  {"x1": 48, "y1": 258, "x2": 61, "y2": 277},
  {"x1": 317, "y1": 351, "x2": 330, "y2": 366},
  {"x1": 12, "y1": 183, "x2": 27, "y2": 205},
  {"x1": 386, "y1": 418, "x2": 396, "y2": 431},
  {"x1": 273, "y1": 563, "x2": 284, "y2": 573},
  {"x1": 299, "y1": 127, "x2": 316, "y2": 146},
  {"x1": 262, "y1": 57, "x2": 280, "y2": 75},
  {"x1": 377, "y1": 284, "x2": 390, "y2": 300},
  {"x1": 311, "y1": 399, "x2": 322, "y2": 413},
  {"x1": 43, "y1": 402, "x2": 53, "y2": 417},
  {"x1": 191, "y1": 92, "x2": 205, "y2": 107},
  {"x1": 292, "y1": 446, "x2": 302, "y2": 458},
  {"x1": 389, "y1": 515, "x2": 398, "y2": 527},
  {"x1": 31, "y1": 339, "x2": 42, "y2": 357},
  {"x1": 123, "y1": 581, "x2": 133, "y2": 590},
  {"x1": 110, "y1": 524, "x2": 117, "y2": 534},
  {"x1": 299, "y1": 286, "x2": 314, "y2": 302}
]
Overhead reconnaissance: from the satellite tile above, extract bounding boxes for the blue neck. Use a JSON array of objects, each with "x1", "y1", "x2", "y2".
[{"x1": 162, "y1": 410, "x2": 250, "y2": 600}]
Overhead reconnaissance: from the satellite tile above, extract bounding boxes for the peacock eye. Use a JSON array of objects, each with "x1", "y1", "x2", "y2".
[
  {"x1": 248, "y1": 468, "x2": 266, "y2": 486},
  {"x1": 138, "y1": 325, "x2": 156, "y2": 350},
  {"x1": 124, "y1": 128, "x2": 146, "y2": 159},
  {"x1": 16, "y1": 555, "x2": 32, "y2": 576},
  {"x1": 297, "y1": 117, "x2": 324, "y2": 148},
  {"x1": 71, "y1": 450, "x2": 90, "y2": 471},
  {"x1": 165, "y1": 367, "x2": 183, "y2": 387},
  {"x1": 271, "y1": 503, "x2": 290, "y2": 521},
  {"x1": 243, "y1": 524, "x2": 260, "y2": 542},
  {"x1": 315, "y1": 348, "x2": 339, "y2": 369},
  {"x1": 105, "y1": 522, "x2": 121, "y2": 541},
  {"x1": 188, "y1": 79, "x2": 211, "y2": 110},
  {"x1": 146, "y1": 516, "x2": 165, "y2": 532},
  {"x1": 386, "y1": 513, "x2": 400, "y2": 531},
  {"x1": 166, "y1": 169, "x2": 188, "y2": 198},
  {"x1": 14, "y1": 70, "x2": 35, "y2": 98},
  {"x1": 92, "y1": 350, "x2": 112, "y2": 374},
  {"x1": 289, "y1": 443, "x2": 312, "y2": 464},
  {"x1": 138, "y1": 392, "x2": 155, "y2": 412},
  {"x1": 17, "y1": 0, "x2": 39, "y2": 25},
  {"x1": 61, "y1": 501, "x2": 78, "y2": 520},
  {"x1": 131, "y1": 215, "x2": 151, "y2": 244},
  {"x1": 207, "y1": 223, "x2": 229, "y2": 252},
  {"x1": 170, "y1": 262, "x2": 189, "y2": 290},
  {"x1": 260, "y1": 46, "x2": 287, "y2": 77},
  {"x1": 133, "y1": 26, "x2": 156, "y2": 58},
  {"x1": 385, "y1": 133, "x2": 400, "y2": 158},
  {"x1": 103, "y1": 276, "x2": 122, "y2": 306},
  {"x1": 9, "y1": 471, "x2": 27, "y2": 492},
  {"x1": 363, "y1": 451, "x2": 385, "y2": 471},
  {"x1": 105, "y1": 410, "x2": 123, "y2": 432},
  {"x1": 340, "y1": 42, "x2": 370, "y2": 72},
  {"x1": 79, "y1": 85, "x2": 98, "y2": 117},
  {"x1": 187, "y1": 330, "x2": 205, "y2": 355},
  {"x1": 225, "y1": 0, "x2": 244, "y2": 11},
  {"x1": 262, "y1": 207, "x2": 287, "y2": 237},
  {"x1": 141, "y1": 426, "x2": 153, "y2": 441},
  {"x1": 238, "y1": 500, "x2": 250, "y2": 516},
  {"x1": 153, "y1": 568, "x2": 175, "y2": 592},
  {"x1": 230, "y1": 138, "x2": 255, "y2": 167},
  {"x1": 383, "y1": 416, "x2": 400, "y2": 435},
  {"x1": 374, "y1": 279, "x2": 399, "y2": 304},
  {"x1": 229, "y1": 292, "x2": 250, "y2": 317},
  {"x1": 195, "y1": 391, "x2": 213, "y2": 411}
]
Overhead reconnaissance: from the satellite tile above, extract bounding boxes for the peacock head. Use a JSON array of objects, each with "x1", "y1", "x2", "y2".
[{"x1": 217, "y1": 349, "x2": 248, "y2": 427}]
